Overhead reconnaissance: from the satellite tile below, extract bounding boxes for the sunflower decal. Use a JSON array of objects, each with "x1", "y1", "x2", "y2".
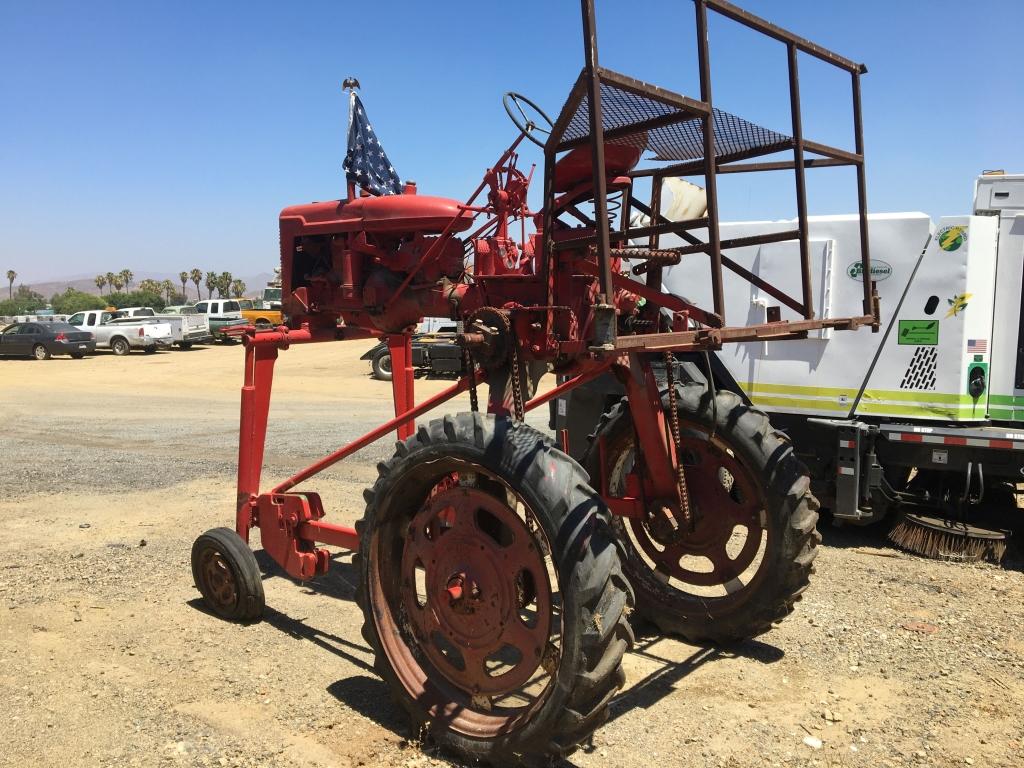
[{"x1": 946, "y1": 292, "x2": 972, "y2": 318}]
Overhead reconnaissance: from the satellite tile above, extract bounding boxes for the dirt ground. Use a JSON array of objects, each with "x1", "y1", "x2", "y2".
[{"x1": 1, "y1": 341, "x2": 1022, "y2": 768}]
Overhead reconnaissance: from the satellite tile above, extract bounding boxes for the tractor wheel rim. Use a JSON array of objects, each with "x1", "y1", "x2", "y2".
[
  {"x1": 398, "y1": 486, "x2": 551, "y2": 696},
  {"x1": 615, "y1": 428, "x2": 770, "y2": 596},
  {"x1": 380, "y1": 355, "x2": 391, "y2": 373},
  {"x1": 200, "y1": 549, "x2": 238, "y2": 609},
  {"x1": 370, "y1": 466, "x2": 559, "y2": 736}
]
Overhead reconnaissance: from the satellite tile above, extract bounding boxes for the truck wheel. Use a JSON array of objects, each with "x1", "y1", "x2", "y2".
[
  {"x1": 583, "y1": 386, "x2": 819, "y2": 645},
  {"x1": 143, "y1": 346, "x2": 157, "y2": 354},
  {"x1": 255, "y1": 318, "x2": 272, "y2": 330},
  {"x1": 356, "y1": 413, "x2": 633, "y2": 766},
  {"x1": 70, "y1": 352, "x2": 85, "y2": 359},
  {"x1": 111, "y1": 337, "x2": 130, "y2": 356},
  {"x1": 371, "y1": 350, "x2": 393, "y2": 381},
  {"x1": 178, "y1": 342, "x2": 193, "y2": 350},
  {"x1": 191, "y1": 527, "x2": 265, "y2": 622},
  {"x1": 32, "y1": 344, "x2": 52, "y2": 361}
]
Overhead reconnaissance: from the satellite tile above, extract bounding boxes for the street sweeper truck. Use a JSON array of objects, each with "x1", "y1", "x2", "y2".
[{"x1": 560, "y1": 171, "x2": 1022, "y2": 562}]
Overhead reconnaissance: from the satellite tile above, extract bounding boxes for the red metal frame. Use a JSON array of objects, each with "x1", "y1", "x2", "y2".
[{"x1": 228, "y1": 0, "x2": 875, "y2": 585}]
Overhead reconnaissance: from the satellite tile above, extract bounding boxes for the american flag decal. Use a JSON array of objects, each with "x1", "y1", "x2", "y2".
[{"x1": 967, "y1": 339, "x2": 987, "y2": 353}]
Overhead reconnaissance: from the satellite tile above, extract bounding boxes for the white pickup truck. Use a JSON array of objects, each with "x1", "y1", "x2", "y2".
[
  {"x1": 66, "y1": 310, "x2": 173, "y2": 355},
  {"x1": 110, "y1": 306, "x2": 212, "y2": 349}
]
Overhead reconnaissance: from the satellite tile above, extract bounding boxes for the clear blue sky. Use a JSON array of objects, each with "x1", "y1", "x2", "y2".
[{"x1": 2, "y1": 0, "x2": 1020, "y2": 283}]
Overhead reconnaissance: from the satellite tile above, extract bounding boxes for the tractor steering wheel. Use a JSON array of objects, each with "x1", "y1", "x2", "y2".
[{"x1": 503, "y1": 92, "x2": 554, "y2": 148}]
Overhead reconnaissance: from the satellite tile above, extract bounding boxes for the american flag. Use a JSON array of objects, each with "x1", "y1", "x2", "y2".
[
  {"x1": 967, "y1": 339, "x2": 987, "y2": 353},
  {"x1": 343, "y1": 92, "x2": 402, "y2": 196}
]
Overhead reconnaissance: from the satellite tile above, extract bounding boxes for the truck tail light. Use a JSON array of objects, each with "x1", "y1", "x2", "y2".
[{"x1": 138, "y1": 328, "x2": 145, "y2": 337}]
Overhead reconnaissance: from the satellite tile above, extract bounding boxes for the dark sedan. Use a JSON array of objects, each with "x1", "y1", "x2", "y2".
[{"x1": 0, "y1": 321, "x2": 96, "y2": 360}]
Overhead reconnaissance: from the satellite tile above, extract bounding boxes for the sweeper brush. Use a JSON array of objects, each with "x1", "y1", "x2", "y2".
[{"x1": 888, "y1": 512, "x2": 1009, "y2": 563}]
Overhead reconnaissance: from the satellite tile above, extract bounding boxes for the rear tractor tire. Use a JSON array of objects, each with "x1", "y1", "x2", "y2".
[
  {"x1": 191, "y1": 527, "x2": 265, "y2": 622},
  {"x1": 583, "y1": 386, "x2": 820, "y2": 645},
  {"x1": 356, "y1": 412, "x2": 633, "y2": 766}
]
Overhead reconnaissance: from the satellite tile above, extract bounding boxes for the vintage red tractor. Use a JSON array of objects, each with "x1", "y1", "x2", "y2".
[{"x1": 191, "y1": 1, "x2": 877, "y2": 764}]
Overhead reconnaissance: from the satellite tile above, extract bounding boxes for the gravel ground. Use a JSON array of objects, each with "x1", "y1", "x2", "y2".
[{"x1": 1, "y1": 342, "x2": 1022, "y2": 768}]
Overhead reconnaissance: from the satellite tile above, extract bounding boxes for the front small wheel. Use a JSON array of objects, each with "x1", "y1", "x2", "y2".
[
  {"x1": 33, "y1": 344, "x2": 51, "y2": 360},
  {"x1": 191, "y1": 527, "x2": 265, "y2": 622}
]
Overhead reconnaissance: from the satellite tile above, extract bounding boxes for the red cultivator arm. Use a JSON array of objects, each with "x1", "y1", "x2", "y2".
[{"x1": 192, "y1": 1, "x2": 870, "y2": 764}]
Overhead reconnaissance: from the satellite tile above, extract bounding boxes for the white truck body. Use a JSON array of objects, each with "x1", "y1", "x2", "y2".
[
  {"x1": 659, "y1": 205, "x2": 1001, "y2": 423},
  {"x1": 66, "y1": 310, "x2": 173, "y2": 354}
]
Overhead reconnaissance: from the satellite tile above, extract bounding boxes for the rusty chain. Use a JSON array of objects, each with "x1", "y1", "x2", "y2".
[
  {"x1": 664, "y1": 351, "x2": 692, "y2": 529},
  {"x1": 464, "y1": 348, "x2": 479, "y2": 413}
]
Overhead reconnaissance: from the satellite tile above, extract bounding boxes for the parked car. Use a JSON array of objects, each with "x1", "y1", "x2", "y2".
[
  {"x1": 192, "y1": 300, "x2": 246, "y2": 341},
  {"x1": 361, "y1": 319, "x2": 461, "y2": 381},
  {"x1": 66, "y1": 310, "x2": 173, "y2": 355},
  {"x1": 0, "y1": 321, "x2": 95, "y2": 360}
]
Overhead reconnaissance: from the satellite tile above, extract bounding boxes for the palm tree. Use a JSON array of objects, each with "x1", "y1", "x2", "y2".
[
  {"x1": 217, "y1": 271, "x2": 233, "y2": 299},
  {"x1": 190, "y1": 268, "x2": 203, "y2": 301},
  {"x1": 6, "y1": 270, "x2": 16, "y2": 299},
  {"x1": 179, "y1": 271, "x2": 189, "y2": 298},
  {"x1": 204, "y1": 271, "x2": 217, "y2": 300},
  {"x1": 110, "y1": 274, "x2": 125, "y2": 293},
  {"x1": 106, "y1": 272, "x2": 117, "y2": 293},
  {"x1": 230, "y1": 279, "x2": 246, "y2": 298},
  {"x1": 120, "y1": 269, "x2": 134, "y2": 291},
  {"x1": 94, "y1": 274, "x2": 107, "y2": 295},
  {"x1": 162, "y1": 279, "x2": 174, "y2": 303}
]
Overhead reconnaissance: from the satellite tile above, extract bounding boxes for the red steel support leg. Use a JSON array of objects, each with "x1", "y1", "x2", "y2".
[
  {"x1": 236, "y1": 341, "x2": 280, "y2": 542},
  {"x1": 387, "y1": 333, "x2": 415, "y2": 441},
  {"x1": 614, "y1": 354, "x2": 678, "y2": 498}
]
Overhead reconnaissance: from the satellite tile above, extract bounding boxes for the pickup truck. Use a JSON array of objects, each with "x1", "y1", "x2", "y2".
[
  {"x1": 192, "y1": 300, "x2": 246, "y2": 341},
  {"x1": 237, "y1": 299, "x2": 283, "y2": 329},
  {"x1": 66, "y1": 310, "x2": 173, "y2": 355},
  {"x1": 109, "y1": 312, "x2": 211, "y2": 349}
]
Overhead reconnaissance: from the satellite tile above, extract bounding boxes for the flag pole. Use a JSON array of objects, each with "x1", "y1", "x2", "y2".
[{"x1": 342, "y1": 77, "x2": 360, "y2": 200}]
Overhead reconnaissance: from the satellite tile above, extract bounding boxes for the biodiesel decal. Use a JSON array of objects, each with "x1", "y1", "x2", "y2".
[
  {"x1": 847, "y1": 260, "x2": 892, "y2": 281},
  {"x1": 945, "y1": 292, "x2": 972, "y2": 318},
  {"x1": 937, "y1": 225, "x2": 967, "y2": 252},
  {"x1": 898, "y1": 320, "x2": 938, "y2": 345}
]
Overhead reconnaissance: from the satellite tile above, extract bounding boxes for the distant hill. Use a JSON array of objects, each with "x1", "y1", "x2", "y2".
[{"x1": 16, "y1": 272, "x2": 276, "y2": 302}]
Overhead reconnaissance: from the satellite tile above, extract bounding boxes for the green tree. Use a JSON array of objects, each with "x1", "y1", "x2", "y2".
[
  {"x1": 190, "y1": 268, "x2": 203, "y2": 301},
  {"x1": 94, "y1": 274, "x2": 107, "y2": 295},
  {"x1": 50, "y1": 288, "x2": 107, "y2": 315},
  {"x1": 179, "y1": 271, "x2": 189, "y2": 298},
  {"x1": 230, "y1": 279, "x2": 246, "y2": 298},
  {"x1": 138, "y1": 278, "x2": 161, "y2": 295},
  {"x1": 106, "y1": 272, "x2": 117, "y2": 292},
  {"x1": 120, "y1": 269, "x2": 134, "y2": 290},
  {"x1": 0, "y1": 285, "x2": 45, "y2": 316},
  {"x1": 161, "y1": 279, "x2": 174, "y2": 303},
  {"x1": 204, "y1": 271, "x2": 217, "y2": 299},
  {"x1": 108, "y1": 289, "x2": 166, "y2": 312},
  {"x1": 110, "y1": 274, "x2": 124, "y2": 293},
  {"x1": 6, "y1": 270, "x2": 15, "y2": 299}
]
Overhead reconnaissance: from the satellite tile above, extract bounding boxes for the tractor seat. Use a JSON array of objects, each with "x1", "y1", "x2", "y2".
[
  {"x1": 552, "y1": 143, "x2": 643, "y2": 194},
  {"x1": 342, "y1": 193, "x2": 475, "y2": 234}
]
